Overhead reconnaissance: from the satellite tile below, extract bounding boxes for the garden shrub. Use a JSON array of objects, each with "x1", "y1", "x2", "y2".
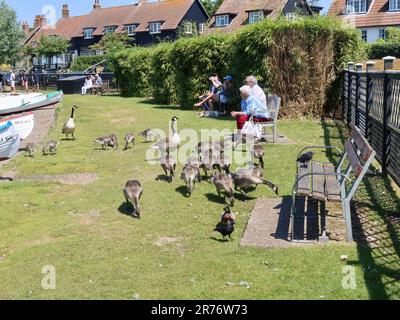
[
  {"x1": 367, "y1": 42, "x2": 400, "y2": 59},
  {"x1": 150, "y1": 42, "x2": 177, "y2": 104}
]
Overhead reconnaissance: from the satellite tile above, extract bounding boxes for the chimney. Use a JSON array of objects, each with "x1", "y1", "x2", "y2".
[
  {"x1": 34, "y1": 15, "x2": 44, "y2": 29},
  {"x1": 93, "y1": 0, "x2": 101, "y2": 9},
  {"x1": 62, "y1": 4, "x2": 69, "y2": 18},
  {"x1": 21, "y1": 21, "x2": 30, "y2": 36}
]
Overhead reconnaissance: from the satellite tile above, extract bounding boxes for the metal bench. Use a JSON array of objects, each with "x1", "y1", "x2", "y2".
[
  {"x1": 290, "y1": 123, "x2": 376, "y2": 242},
  {"x1": 251, "y1": 94, "x2": 281, "y2": 142}
]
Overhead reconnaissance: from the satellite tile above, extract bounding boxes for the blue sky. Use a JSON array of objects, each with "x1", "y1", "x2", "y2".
[{"x1": 6, "y1": 0, "x2": 334, "y2": 25}]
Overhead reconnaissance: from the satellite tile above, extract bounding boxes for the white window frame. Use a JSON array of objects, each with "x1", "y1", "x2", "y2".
[
  {"x1": 184, "y1": 23, "x2": 193, "y2": 34},
  {"x1": 105, "y1": 26, "x2": 117, "y2": 34},
  {"x1": 215, "y1": 15, "x2": 229, "y2": 27},
  {"x1": 286, "y1": 12, "x2": 297, "y2": 21},
  {"x1": 248, "y1": 11, "x2": 264, "y2": 24},
  {"x1": 199, "y1": 23, "x2": 205, "y2": 34},
  {"x1": 124, "y1": 24, "x2": 137, "y2": 36},
  {"x1": 379, "y1": 28, "x2": 386, "y2": 40},
  {"x1": 149, "y1": 22, "x2": 161, "y2": 34},
  {"x1": 389, "y1": 0, "x2": 400, "y2": 11},
  {"x1": 346, "y1": 0, "x2": 367, "y2": 14},
  {"x1": 361, "y1": 29, "x2": 368, "y2": 42},
  {"x1": 83, "y1": 28, "x2": 94, "y2": 39}
]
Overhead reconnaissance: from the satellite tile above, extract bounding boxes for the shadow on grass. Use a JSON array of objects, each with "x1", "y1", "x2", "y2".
[
  {"x1": 118, "y1": 202, "x2": 139, "y2": 219},
  {"x1": 175, "y1": 185, "x2": 190, "y2": 198},
  {"x1": 322, "y1": 119, "x2": 400, "y2": 300}
]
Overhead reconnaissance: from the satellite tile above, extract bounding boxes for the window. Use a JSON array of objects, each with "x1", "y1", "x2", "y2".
[
  {"x1": 199, "y1": 23, "x2": 205, "y2": 34},
  {"x1": 346, "y1": 0, "x2": 367, "y2": 14},
  {"x1": 249, "y1": 11, "x2": 264, "y2": 24},
  {"x1": 184, "y1": 23, "x2": 193, "y2": 34},
  {"x1": 389, "y1": 0, "x2": 400, "y2": 11},
  {"x1": 124, "y1": 24, "x2": 137, "y2": 36},
  {"x1": 149, "y1": 22, "x2": 161, "y2": 34},
  {"x1": 215, "y1": 15, "x2": 229, "y2": 27},
  {"x1": 361, "y1": 29, "x2": 368, "y2": 42},
  {"x1": 379, "y1": 28, "x2": 386, "y2": 40},
  {"x1": 83, "y1": 28, "x2": 94, "y2": 39},
  {"x1": 286, "y1": 12, "x2": 297, "y2": 20},
  {"x1": 105, "y1": 26, "x2": 117, "y2": 34}
]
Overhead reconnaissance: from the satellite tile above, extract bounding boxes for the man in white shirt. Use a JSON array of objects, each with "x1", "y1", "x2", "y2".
[{"x1": 245, "y1": 75, "x2": 266, "y2": 107}]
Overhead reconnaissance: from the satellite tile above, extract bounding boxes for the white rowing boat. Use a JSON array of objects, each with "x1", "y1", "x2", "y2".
[
  {"x1": 0, "y1": 122, "x2": 20, "y2": 160},
  {"x1": 0, "y1": 112, "x2": 34, "y2": 140}
]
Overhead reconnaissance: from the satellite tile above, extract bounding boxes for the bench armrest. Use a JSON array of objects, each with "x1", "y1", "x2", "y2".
[{"x1": 296, "y1": 146, "x2": 343, "y2": 159}]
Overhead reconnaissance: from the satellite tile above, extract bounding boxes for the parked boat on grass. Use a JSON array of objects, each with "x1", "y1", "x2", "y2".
[
  {"x1": 0, "y1": 122, "x2": 20, "y2": 160},
  {"x1": 0, "y1": 91, "x2": 63, "y2": 115},
  {"x1": 0, "y1": 112, "x2": 34, "y2": 140}
]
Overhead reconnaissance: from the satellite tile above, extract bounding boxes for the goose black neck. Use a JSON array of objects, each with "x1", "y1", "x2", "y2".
[{"x1": 70, "y1": 107, "x2": 75, "y2": 118}]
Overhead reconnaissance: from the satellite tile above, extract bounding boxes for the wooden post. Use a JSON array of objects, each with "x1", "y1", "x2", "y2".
[
  {"x1": 383, "y1": 56, "x2": 396, "y2": 71},
  {"x1": 355, "y1": 64, "x2": 363, "y2": 126},
  {"x1": 382, "y1": 73, "x2": 392, "y2": 175},
  {"x1": 365, "y1": 70, "x2": 373, "y2": 139}
]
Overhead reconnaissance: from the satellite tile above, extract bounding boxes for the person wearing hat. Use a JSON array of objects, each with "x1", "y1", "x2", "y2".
[
  {"x1": 194, "y1": 73, "x2": 222, "y2": 114},
  {"x1": 218, "y1": 75, "x2": 234, "y2": 115}
]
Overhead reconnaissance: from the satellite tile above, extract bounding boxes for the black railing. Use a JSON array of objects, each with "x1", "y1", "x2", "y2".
[{"x1": 343, "y1": 70, "x2": 400, "y2": 187}]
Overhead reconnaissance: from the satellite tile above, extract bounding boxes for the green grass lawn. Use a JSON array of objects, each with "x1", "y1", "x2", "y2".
[{"x1": 0, "y1": 95, "x2": 398, "y2": 300}]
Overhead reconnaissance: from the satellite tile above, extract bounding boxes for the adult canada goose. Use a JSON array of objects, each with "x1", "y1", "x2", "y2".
[
  {"x1": 62, "y1": 105, "x2": 79, "y2": 140},
  {"x1": 211, "y1": 173, "x2": 235, "y2": 206},
  {"x1": 181, "y1": 164, "x2": 201, "y2": 197},
  {"x1": 232, "y1": 171, "x2": 278, "y2": 197},
  {"x1": 124, "y1": 133, "x2": 135, "y2": 150},
  {"x1": 123, "y1": 180, "x2": 143, "y2": 218},
  {"x1": 42, "y1": 141, "x2": 60, "y2": 155},
  {"x1": 153, "y1": 116, "x2": 180, "y2": 154},
  {"x1": 160, "y1": 154, "x2": 176, "y2": 183},
  {"x1": 250, "y1": 144, "x2": 265, "y2": 169}
]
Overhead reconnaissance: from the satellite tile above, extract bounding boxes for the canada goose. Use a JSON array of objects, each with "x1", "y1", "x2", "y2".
[
  {"x1": 153, "y1": 116, "x2": 180, "y2": 154},
  {"x1": 108, "y1": 134, "x2": 118, "y2": 150},
  {"x1": 196, "y1": 141, "x2": 211, "y2": 155},
  {"x1": 25, "y1": 142, "x2": 35, "y2": 157},
  {"x1": 123, "y1": 180, "x2": 143, "y2": 218},
  {"x1": 139, "y1": 129, "x2": 159, "y2": 142},
  {"x1": 124, "y1": 133, "x2": 135, "y2": 150},
  {"x1": 213, "y1": 153, "x2": 231, "y2": 174},
  {"x1": 211, "y1": 173, "x2": 234, "y2": 206},
  {"x1": 232, "y1": 172, "x2": 279, "y2": 197},
  {"x1": 214, "y1": 207, "x2": 236, "y2": 240},
  {"x1": 235, "y1": 164, "x2": 263, "y2": 178},
  {"x1": 297, "y1": 151, "x2": 314, "y2": 168},
  {"x1": 230, "y1": 133, "x2": 258, "y2": 150},
  {"x1": 42, "y1": 141, "x2": 60, "y2": 155},
  {"x1": 200, "y1": 148, "x2": 216, "y2": 178},
  {"x1": 62, "y1": 105, "x2": 78, "y2": 140},
  {"x1": 160, "y1": 154, "x2": 176, "y2": 183},
  {"x1": 250, "y1": 144, "x2": 265, "y2": 169},
  {"x1": 181, "y1": 164, "x2": 200, "y2": 197},
  {"x1": 94, "y1": 136, "x2": 113, "y2": 150},
  {"x1": 185, "y1": 156, "x2": 202, "y2": 182}
]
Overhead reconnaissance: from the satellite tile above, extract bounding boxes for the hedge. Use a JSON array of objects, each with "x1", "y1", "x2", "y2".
[
  {"x1": 367, "y1": 42, "x2": 400, "y2": 59},
  {"x1": 110, "y1": 16, "x2": 365, "y2": 117},
  {"x1": 70, "y1": 55, "x2": 108, "y2": 72}
]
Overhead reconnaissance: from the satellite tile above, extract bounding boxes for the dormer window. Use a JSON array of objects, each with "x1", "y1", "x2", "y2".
[
  {"x1": 124, "y1": 24, "x2": 137, "y2": 36},
  {"x1": 216, "y1": 15, "x2": 229, "y2": 27},
  {"x1": 346, "y1": 0, "x2": 367, "y2": 14},
  {"x1": 149, "y1": 22, "x2": 161, "y2": 34},
  {"x1": 389, "y1": 0, "x2": 400, "y2": 11},
  {"x1": 184, "y1": 23, "x2": 193, "y2": 34},
  {"x1": 248, "y1": 11, "x2": 264, "y2": 24},
  {"x1": 83, "y1": 28, "x2": 94, "y2": 39},
  {"x1": 105, "y1": 26, "x2": 117, "y2": 34}
]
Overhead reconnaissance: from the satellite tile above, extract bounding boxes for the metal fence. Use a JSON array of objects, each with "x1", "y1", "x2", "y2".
[{"x1": 343, "y1": 70, "x2": 400, "y2": 187}]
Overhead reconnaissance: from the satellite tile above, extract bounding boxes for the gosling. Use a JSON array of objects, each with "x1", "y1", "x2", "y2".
[
  {"x1": 251, "y1": 144, "x2": 265, "y2": 169},
  {"x1": 232, "y1": 172, "x2": 279, "y2": 197},
  {"x1": 211, "y1": 173, "x2": 235, "y2": 206},
  {"x1": 181, "y1": 164, "x2": 201, "y2": 197},
  {"x1": 25, "y1": 142, "x2": 35, "y2": 157},
  {"x1": 124, "y1": 133, "x2": 135, "y2": 150},
  {"x1": 186, "y1": 156, "x2": 201, "y2": 182},
  {"x1": 94, "y1": 136, "x2": 113, "y2": 150},
  {"x1": 42, "y1": 141, "x2": 60, "y2": 155},
  {"x1": 108, "y1": 134, "x2": 118, "y2": 150},
  {"x1": 139, "y1": 129, "x2": 159, "y2": 142},
  {"x1": 160, "y1": 154, "x2": 176, "y2": 183},
  {"x1": 123, "y1": 180, "x2": 143, "y2": 219}
]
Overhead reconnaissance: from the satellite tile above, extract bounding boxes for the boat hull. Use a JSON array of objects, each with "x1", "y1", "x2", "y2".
[
  {"x1": 0, "y1": 123, "x2": 20, "y2": 160},
  {"x1": 0, "y1": 112, "x2": 34, "y2": 140}
]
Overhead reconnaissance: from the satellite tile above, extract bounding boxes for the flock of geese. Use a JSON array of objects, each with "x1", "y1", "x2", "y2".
[{"x1": 26, "y1": 106, "x2": 280, "y2": 241}]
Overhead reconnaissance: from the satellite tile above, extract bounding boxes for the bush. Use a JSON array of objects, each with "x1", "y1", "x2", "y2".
[
  {"x1": 367, "y1": 42, "x2": 400, "y2": 59},
  {"x1": 171, "y1": 34, "x2": 232, "y2": 108},
  {"x1": 150, "y1": 42, "x2": 177, "y2": 104},
  {"x1": 70, "y1": 55, "x2": 107, "y2": 71},
  {"x1": 111, "y1": 47, "x2": 153, "y2": 97}
]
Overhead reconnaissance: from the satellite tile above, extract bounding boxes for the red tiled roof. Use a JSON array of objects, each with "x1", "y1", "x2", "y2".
[
  {"x1": 207, "y1": 0, "x2": 287, "y2": 33},
  {"x1": 328, "y1": 0, "x2": 400, "y2": 28},
  {"x1": 25, "y1": 0, "x2": 201, "y2": 43}
]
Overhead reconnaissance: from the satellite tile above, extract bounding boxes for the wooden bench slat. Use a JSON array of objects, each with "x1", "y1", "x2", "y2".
[
  {"x1": 344, "y1": 140, "x2": 363, "y2": 178},
  {"x1": 297, "y1": 163, "x2": 310, "y2": 196},
  {"x1": 349, "y1": 124, "x2": 373, "y2": 161},
  {"x1": 323, "y1": 163, "x2": 341, "y2": 202},
  {"x1": 311, "y1": 161, "x2": 326, "y2": 201}
]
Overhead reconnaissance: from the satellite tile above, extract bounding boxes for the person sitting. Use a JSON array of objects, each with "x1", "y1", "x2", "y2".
[
  {"x1": 81, "y1": 75, "x2": 94, "y2": 95},
  {"x1": 231, "y1": 85, "x2": 272, "y2": 130},
  {"x1": 194, "y1": 74, "x2": 222, "y2": 114},
  {"x1": 245, "y1": 75, "x2": 266, "y2": 108},
  {"x1": 92, "y1": 74, "x2": 103, "y2": 95},
  {"x1": 218, "y1": 75, "x2": 234, "y2": 115}
]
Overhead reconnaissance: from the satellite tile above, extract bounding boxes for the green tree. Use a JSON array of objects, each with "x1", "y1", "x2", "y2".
[
  {"x1": 0, "y1": 1, "x2": 25, "y2": 65},
  {"x1": 386, "y1": 27, "x2": 400, "y2": 43},
  {"x1": 201, "y1": 0, "x2": 223, "y2": 16},
  {"x1": 35, "y1": 35, "x2": 70, "y2": 61},
  {"x1": 90, "y1": 32, "x2": 132, "y2": 55}
]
